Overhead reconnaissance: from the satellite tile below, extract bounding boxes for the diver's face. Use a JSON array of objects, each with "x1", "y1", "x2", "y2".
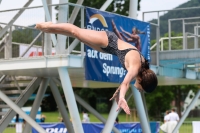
[
  {"x1": 134, "y1": 77, "x2": 144, "y2": 92},
  {"x1": 132, "y1": 28, "x2": 136, "y2": 34}
]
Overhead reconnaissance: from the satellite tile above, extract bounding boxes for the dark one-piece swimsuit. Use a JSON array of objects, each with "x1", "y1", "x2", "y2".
[{"x1": 101, "y1": 31, "x2": 143, "y2": 70}]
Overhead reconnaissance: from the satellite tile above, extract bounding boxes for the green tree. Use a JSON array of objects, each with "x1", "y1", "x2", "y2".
[
  {"x1": 145, "y1": 84, "x2": 199, "y2": 121},
  {"x1": 151, "y1": 32, "x2": 183, "y2": 51},
  {"x1": 12, "y1": 29, "x2": 34, "y2": 44},
  {"x1": 173, "y1": 85, "x2": 199, "y2": 118},
  {"x1": 11, "y1": 28, "x2": 42, "y2": 57},
  {"x1": 67, "y1": 0, "x2": 141, "y2": 15},
  {"x1": 145, "y1": 86, "x2": 174, "y2": 121}
]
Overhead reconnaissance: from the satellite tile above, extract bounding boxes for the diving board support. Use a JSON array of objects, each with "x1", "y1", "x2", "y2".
[
  {"x1": 66, "y1": 39, "x2": 80, "y2": 54},
  {"x1": 129, "y1": 0, "x2": 138, "y2": 19},
  {"x1": 102, "y1": 101, "x2": 120, "y2": 133},
  {"x1": 0, "y1": 89, "x2": 46, "y2": 133},
  {"x1": 5, "y1": 27, "x2": 12, "y2": 59},
  {"x1": 56, "y1": 0, "x2": 68, "y2": 54},
  {"x1": 50, "y1": 79, "x2": 74, "y2": 133},
  {"x1": 41, "y1": 0, "x2": 57, "y2": 47},
  {"x1": 75, "y1": 93, "x2": 120, "y2": 132},
  {"x1": 0, "y1": 78, "x2": 42, "y2": 133},
  {"x1": 44, "y1": 0, "x2": 52, "y2": 55},
  {"x1": 54, "y1": 78, "x2": 120, "y2": 133},
  {"x1": 42, "y1": 1, "x2": 84, "y2": 131},
  {"x1": 172, "y1": 90, "x2": 200, "y2": 133},
  {"x1": 156, "y1": 25, "x2": 160, "y2": 66},
  {"x1": 22, "y1": 78, "x2": 50, "y2": 133},
  {"x1": 102, "y1": 93, "x2": 134, "y2": 133},
  {"x1": 131, "y1": 85, "x2": 151, "y2": 133},
  {"x1": 58, "y1": 67, "x2": 84, "y2": 133},
  {"x1": 141, "y1": 92, "x2": 149, "y2": 122},
  {"x1": 100, "y1": 0, "x2": 113, "y2": 11},
  {"x1": 69, "y1": 0, "x2": 84, "y2": 24}
]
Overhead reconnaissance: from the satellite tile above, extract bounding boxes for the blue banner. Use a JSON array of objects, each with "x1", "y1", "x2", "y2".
[
  {"x1": 85, "y1": 7, "x2": 151, "y2": 83},
  {"x1": 32, "y1": 122, "x2": 159, "y2": 133}
]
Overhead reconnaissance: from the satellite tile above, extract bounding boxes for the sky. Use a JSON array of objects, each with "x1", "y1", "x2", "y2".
[
  {"x1": 138, "y1": 0, "x2": 189, "y2": 21},
  {"x1": 0, "y1": 0, "x2": 189, "y2": 26}
]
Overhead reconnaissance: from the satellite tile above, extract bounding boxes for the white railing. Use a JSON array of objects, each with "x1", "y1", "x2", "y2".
[{"x1": 151, "y1": 35, "x2": 200, "y2": 51}]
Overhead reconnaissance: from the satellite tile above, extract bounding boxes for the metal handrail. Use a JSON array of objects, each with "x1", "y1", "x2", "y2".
[
  {"x1": 0, "y1": 34, "x2": 9, "y2": 45},
  {"x1": 151, "y1": 35, "x2": 200, "y2": 51},
  {"x1": 20, "y1": 32, "x2": 43, "y2": 57},
  {"x1": 0, "y1": 2, "x2": 85, "y2": 13},
  {"x1": 0, "y1": 22, "x2": 36, "y2": 30},
  {"x1": 143, "y1": 6, "x2": 200, "y2": 14}
]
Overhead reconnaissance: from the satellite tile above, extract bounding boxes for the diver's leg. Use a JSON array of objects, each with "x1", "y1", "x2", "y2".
[{"x1": 35, "y1": 22, "x2": 108, "y2": 50}]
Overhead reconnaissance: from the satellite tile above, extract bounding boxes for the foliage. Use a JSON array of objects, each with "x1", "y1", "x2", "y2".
[
  {"x1": 12, "y1": 27, "x2": 42, "y2": 45},
  {"x1": 41, "y1": 87, "x2": 57, "y2": 112},
  {"x1": 97, "y1": 103, "x2": 108, "y2": 113},
  {"x1": 151, "y1": 32, "x2": 183, "y2": 51},
  {"x1": 150, "y1": 0, "x2": 200, "y2": 40},
  {"x1": 145, "y1": 86, "x2": 174, "y2": 121},
  {"x1": 12, "y1": 29, "x2": 33, "y2": 44},
  {"x1": 64, "y1": 0, "x2": 141, "y2": 15},
  {"x1": 74, "y1": 87, "x2": 116, "y2": 113},
  {"x1": 145, "y1": 84, "x2": 199, "y2": 121},
  {"x1": 11, "y1": 27, "x2": 42, "y2": 57}
]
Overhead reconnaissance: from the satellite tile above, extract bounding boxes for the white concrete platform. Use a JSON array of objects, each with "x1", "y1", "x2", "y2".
[
  {"x1": 0, "y1": 54, "x2": 119, "y2": 88},
  {"x1": 0, "y1": 54, "x2": 199, "y2": 88}
]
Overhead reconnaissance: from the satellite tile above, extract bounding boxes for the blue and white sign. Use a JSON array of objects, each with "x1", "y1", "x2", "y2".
[
  {"x1": 32, "y1": 122, "x2": 160, "y2": 133},
  {"x1": 85, "y1": 7, "x2": 151, "y2": 83},
  {"x1": 2, "y1": 106, "x2": 41, "y2": 123},
  {"x1": 32, "y1": 123, "x2": 67, "y2": 133}
]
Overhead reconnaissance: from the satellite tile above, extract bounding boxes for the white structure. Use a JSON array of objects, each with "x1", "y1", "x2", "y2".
[{"x1": 183, "y1": 90, "x2": 200, "y2": 112}]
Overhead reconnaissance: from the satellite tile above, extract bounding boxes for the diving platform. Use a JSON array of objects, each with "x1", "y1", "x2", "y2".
[
  {"x1": 0, "y1": 55, "x2": 120, "y2": 88},
  {"x1": 0, "y1": 54, "x2": 199, "y2": 88}
]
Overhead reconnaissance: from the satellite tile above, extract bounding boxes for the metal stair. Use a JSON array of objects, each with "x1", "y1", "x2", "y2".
[{"x1": 0, "y1": 75, "x2": 39, "y2": 132}]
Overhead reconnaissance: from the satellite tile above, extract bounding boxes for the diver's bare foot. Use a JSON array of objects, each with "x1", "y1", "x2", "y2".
[{"x1": 35, "y1": 22, "x2": 53, "y2": 31}]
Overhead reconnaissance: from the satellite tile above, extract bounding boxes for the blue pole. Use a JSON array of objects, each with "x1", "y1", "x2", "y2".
[{"x1": 131, "y1": 85, "x2": 151, "y2": 133}]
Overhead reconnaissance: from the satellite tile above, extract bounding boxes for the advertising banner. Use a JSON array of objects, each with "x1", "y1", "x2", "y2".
[
  {"x1": 85, "y1": 7, "x2": 150, "y2": 83},
  {"x1": 32, "y1": 122, "x2": 160, "y2": 133}
]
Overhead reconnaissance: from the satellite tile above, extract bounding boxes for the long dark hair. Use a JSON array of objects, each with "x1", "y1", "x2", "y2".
[{"x1": 138, "y1": 59, "x2": 158, "y2": 93}]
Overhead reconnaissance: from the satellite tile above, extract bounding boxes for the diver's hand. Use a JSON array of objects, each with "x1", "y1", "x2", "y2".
[
  {"x1": 110, "y1": 86, "x2": 121, "y2": 103},
  {"x1": 117, "y1": 97, "x2": 130, "y2": 115}
]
